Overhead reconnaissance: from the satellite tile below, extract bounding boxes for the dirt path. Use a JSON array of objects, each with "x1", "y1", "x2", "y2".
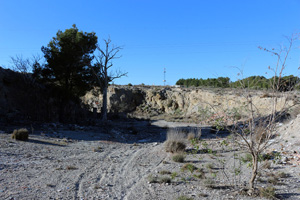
[{"x1": 0, "y1": 121, "x2": 169, "y2": 200}]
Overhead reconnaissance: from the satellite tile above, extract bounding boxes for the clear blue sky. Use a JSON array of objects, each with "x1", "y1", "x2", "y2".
[{"x1": 1, "y1": 0, "x2": 300, "y2": 85}]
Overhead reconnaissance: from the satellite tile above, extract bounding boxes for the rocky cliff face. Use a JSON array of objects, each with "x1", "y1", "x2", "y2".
[
  {"x1": 82, "y1": 85, "x2": 299, "y2": 122},
  {"x1": 1, "y1": 66, "x2": 298, "y2": 124}
]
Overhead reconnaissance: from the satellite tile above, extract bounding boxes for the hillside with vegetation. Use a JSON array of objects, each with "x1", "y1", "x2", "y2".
[{"x1": 176, "y1": 75, "x2": 300, "y2": 91}]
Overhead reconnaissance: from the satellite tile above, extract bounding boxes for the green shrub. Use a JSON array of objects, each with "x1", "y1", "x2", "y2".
[
  {"x1": 165, "y1": 140, "x2": 186, "y2": 153},
  {"x1": 194, "y1": 167, "x2": 206, "y2": 179},
  {"x1": 171, "y1": 172, "x2": 178, "y2": 179},
  {"x1": 11, "y1": 128, "x2": 29, "y2": 141},
  {"x1": 172, "y1": 154, "x2": 185, "y2": 163},
  {"x1": 181, "y1": 163, "x2": 197, "y2": 173},
  {"x1": 206, "y1": 163, "x2": 214, "y2": 170},
  {"x1": 241, "y1": 153, "x2": 252, "y2": 165}
]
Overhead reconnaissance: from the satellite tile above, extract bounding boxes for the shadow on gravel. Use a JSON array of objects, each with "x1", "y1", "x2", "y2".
[
  {"x1": 276, "y1": 193, "x2": 300, "y2": 199},
  {"x1": 2, "y1": 118, "x2": 233, "y2": 145}
]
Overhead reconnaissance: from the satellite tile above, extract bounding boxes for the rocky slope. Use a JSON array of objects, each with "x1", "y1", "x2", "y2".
[{"x1": 82, "y1": 85, "x2": 299, "y2": 122}]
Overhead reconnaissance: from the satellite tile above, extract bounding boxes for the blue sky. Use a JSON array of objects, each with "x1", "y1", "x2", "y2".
[{"x1": 1, "y1": 0, "x2": 300, "y2": 85}]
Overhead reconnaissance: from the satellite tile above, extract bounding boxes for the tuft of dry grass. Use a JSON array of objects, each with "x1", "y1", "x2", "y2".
[
  {"x1": 158, "y1": 176, "x2": 171, "y2": 183},
  {"x1": 93, "y1": 146, "x2": 103, "y2": 152},
  {"x1": 172, "y1": 154, "x2": 185, "y2": 163},
  {"x1": 187, "y1": 133, "x2": 196, "y2": 140},
  {"x1": 276, "y1": 171, "x2": 289, "y2": 178},
  {"x1": 11, "y1": 128, "x2": 29, "y2": 141},
  {"x1": 203, "y1": 178, "x2": 216, "y2": 188},
  {"x1": 165, "y1": 140, "x2": 186, "y2": 153},
  {"x1": 177, "y1": 195, "x2": 194, "y2": 200},
  {"x1": 261, "y1": 161, "x2": 272, "y2": 169},
  {"x1": 181, "y1": 163, "x2": 197, "y2": 173},
  {"x1": 259, "y1": 186, "x2": 276, "y2": 199},
  {"x1": 159, "y1": 170, "x2": 172, "y2": 175}
]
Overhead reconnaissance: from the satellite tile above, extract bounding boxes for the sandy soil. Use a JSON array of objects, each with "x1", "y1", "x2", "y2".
[{"x1": 0, "y1": 119, "x2": 300, "y2": 200}]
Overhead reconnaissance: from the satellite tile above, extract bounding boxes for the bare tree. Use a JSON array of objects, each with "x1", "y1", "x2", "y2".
[
  {"x1": 93, "y1": 38, "x2": 127, "y2": 121},
  {"x1": 10, "y1": 54, "x2": 42, "y2": 85},
  {"x1": 228, "y1": 35, "x2": 299, "y2": 194}
]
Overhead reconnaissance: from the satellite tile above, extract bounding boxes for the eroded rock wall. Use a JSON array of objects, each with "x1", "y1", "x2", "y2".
[{"x1": 82, "y1": 85, "x2": 299, "y2": 120}]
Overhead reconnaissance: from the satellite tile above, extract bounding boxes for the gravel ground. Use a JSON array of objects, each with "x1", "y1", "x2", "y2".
[{"x1": 0, "y1": 119, "x2": 300, "y2": 200}]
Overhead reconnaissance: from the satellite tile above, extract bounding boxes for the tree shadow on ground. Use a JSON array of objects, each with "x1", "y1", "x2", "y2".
[
  {"x1": 276, "y1": 192, "x2": 300, "y2": 199},
  {"x1": 2, "y1": 118, "x2": 233, "y2": 145}
]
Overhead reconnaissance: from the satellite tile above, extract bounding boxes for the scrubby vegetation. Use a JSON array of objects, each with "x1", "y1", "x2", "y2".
[
  {"x1": 176, "y1": 75, "x2": 300, "y2": 91},
  {"x1": 11, "y1": 128, "x2": 29, "y2": 141},
  {"x1": 165, "y1": 140, "x2": 186, "y2": 153},
  {"x1": 172, "y1": 154, "x2": 185, "y2": 163}
]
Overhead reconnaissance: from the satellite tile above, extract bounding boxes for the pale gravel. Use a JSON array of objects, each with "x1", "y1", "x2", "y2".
[{"x1": 0, "y1": 119, "x2": 300, "y2": 200}]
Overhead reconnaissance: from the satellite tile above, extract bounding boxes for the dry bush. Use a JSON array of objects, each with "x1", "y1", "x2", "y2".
[
  {"x1": 11, "y1": 128, "x2": 29, "y2": 141},
  {"x1": 275, "y1": 171, "x2": 289, "y2": 178},
  {"x1": 187, "y1": 132, "x2": 196, "y2": 140},
  {"x1": 147, "y1": 174, "x2": 157, "y2": 183},
  {"x1": 181, "y1": 163, "x2": 197, "y2": 173},
  {"x1": 147, "y1": 175, "x2": 171, "y2": 184},
  {"x1": 166, "y1": 127, "x2": 201, "y2": 140},
  {"x1": 259, "y1": 186, "x2": 276, "y2": 199},
  {"x1": 165, "y1": 140, "x2": 186, "y2": 153},
  {"x1": 261, "y1": 161, "x2": 272, "y2": 169},
  {"x1": 158, "y1": 176, "x2": 171, "y2": 183},
  {"x1": 159, "y1": 170, "x2": 171, "y2": 175},
  {"x1": 172, "y1": 154, "x2": 185, "y2": 163},
  {"x1": 176, "y1": 196, "x2": 194, "y2": 200},
  {"x1": 66, "y1": 165, "x2": 77, "y2": 170}
]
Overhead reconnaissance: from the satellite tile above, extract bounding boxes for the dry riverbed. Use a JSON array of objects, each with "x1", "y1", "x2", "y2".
[{"x1": 1, "y1": 119, "x2": 300, "y2": 200}]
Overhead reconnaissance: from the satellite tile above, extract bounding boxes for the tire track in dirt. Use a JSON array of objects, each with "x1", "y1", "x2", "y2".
[
  {"x1": 73, "y1": 144, "x2": 113, "y2": 199},
  {"x1": 79, "y1": 142, "x2": 167, "y2": 200}
]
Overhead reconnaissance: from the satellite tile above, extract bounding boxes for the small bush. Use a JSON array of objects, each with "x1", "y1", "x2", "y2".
[
  {"x1": 261, "y1": 161, "x2": 272, "y2": 169},
  {"x1": 193, "y1": 171, "x2": 205, "y2": 179},
  {"x1": 172, "y1": 154, "x2": 185, "y2": 163},
  {"x1": 187, "y1": 133, "x2": 196, "y2": 140},
  {"x1": 204, "y1": 178, "x2": 216, "y2": 188},
  {"x1": 165, "y1": 140, "x2": 186, "y2": 153},
  {"x1": 147, "y1": 174, "x2": 157, "y2": 183},
  {"x1": 171, "y1": 172, "x2": 178, "y2": 179},
  {"x1": 181, "y1": 163, "x2": 197, "y2": 173},
  {"x1": 241, "y1": 153, "x2": 252, "y2": 164},
  {"x1": 148, "y1": 175, "x2": 171, "y2": 184},
  {"x1": 159, "y1": 170, "x2": 171, "y2": 175},
  {"x1": 177, "y1": 196, "x2": 194, "y2": 200},
  {"x1": 259, "y1": 186, "x2": 276, "y2": 199},
  {"x1": 93, "y1": 146, "x2": 103, "y2": 152},
  {"x1": 206, "y1": 163, "x2": 214, "y2": 170},
  {"x1": 276, "y1": 171, "x2": 289, "y2": 178},
  {"x1": 267, "y1": 177, "x2": 279, "y2": 185},
  {"x1": 11, "y1": 128, "x2": 29, "y2": 141},
  {"x1": 66, "y1": 165, "x2": 77, "y2": 170},
  {"x1": 158, "y1": 176, "x2": 171, "y2": 183}
]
